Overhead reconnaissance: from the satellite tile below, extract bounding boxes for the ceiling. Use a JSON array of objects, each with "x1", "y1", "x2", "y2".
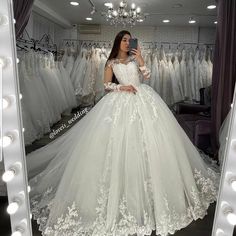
[{"x1": 35, "y1": 0, "x2": 218, "y2": 27}]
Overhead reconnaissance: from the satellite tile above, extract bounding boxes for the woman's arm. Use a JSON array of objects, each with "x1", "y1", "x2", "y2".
[
  {"x1": 104, "y1": 62, "x2": 137, "y2": 94},
  {"x1": 104, "y1": 63, "x2": 122, "y2": 91},
  {"x1": 131, "y1": 46, "x2": 151, "y2": 80}
]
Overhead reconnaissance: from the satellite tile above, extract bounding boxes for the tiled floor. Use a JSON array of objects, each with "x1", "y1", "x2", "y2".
[{"x1": 1, "y1": 106, "x2": 236, "y2": 236}]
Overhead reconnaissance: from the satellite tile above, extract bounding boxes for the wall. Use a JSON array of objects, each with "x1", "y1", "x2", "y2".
[
  {"x1": 23, "y1": 13, "x2": 216, "y2": 49},
  {"x1": 24, "y1": 11, "x2": 74, "y2": 48},
  {"x1": 79, "y1": 25, "x2": 216, "y2": 45}
]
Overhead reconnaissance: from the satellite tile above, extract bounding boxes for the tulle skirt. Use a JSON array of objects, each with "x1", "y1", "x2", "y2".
[{"x1": 28, "y1": 84, "x2": 219, "y2": 236}]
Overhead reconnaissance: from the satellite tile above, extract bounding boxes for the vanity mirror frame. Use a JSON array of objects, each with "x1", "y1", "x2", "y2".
[
  {"x1": 0, "y1": 0, "x2": 32, "y2": 235},
  {"x1": 0, "y1": 0, "x2": 235, "y2": 236}
]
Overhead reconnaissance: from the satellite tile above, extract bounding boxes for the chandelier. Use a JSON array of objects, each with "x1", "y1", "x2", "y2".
[{"x1": 104, "y1": 1, "x2": 146, "y2": 26}]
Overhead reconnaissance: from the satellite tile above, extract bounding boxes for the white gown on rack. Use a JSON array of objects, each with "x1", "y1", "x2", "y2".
[
  {"x1": 167, "y1": 54, "x2": 182, "y2": 104},
  {"x1": 150, "y1": 55, "x2": 160, "y2": 93},
  {"x1": 95, "y1": 51, "x2": 107, "y2": 103},
  {"x1": 207, "y1": 55, "x2": 213, "y2": 86},
  {"x1": 187, "y1": 52, "x2": 195, "y2": 101},
  {"x1": 73, "y1": 49, "x2": 88, "y2": 97},
  {"x1": 173, "y1": 52, "x2": 184, "y2": 100},
  {"x1": 28, "y1": 56, "x2": 219, "y2": 236},
  {"x1": 194, "y1": 50, "x2": 201, "y2": 101}
]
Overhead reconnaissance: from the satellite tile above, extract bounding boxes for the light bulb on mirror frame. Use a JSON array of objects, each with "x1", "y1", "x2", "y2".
[
  {"x1": 0, "y1": 15, "x2": 8, "y2": 26},
  {"x1": 216, "y1": 228, "x2": 225, "y2": 236},
  {"x1": 0, "y1": 135, "x2": 13, "y2": 147},
  {"x1": 2, "y1": 168, "x2": 15, "y2": 182},
  {"x1": 2, "y1": 95, "x2": 16, "y2": 109},
  {"x1": 11, "y1": 231, "x2": 23, "y2": 236},
  {"x1": 230, "y1": 179, "x2": 236, "y2": 191},
  {"x1": 2, "y1": 162, "x2": 22, "y2": 182},
  {"x1": 11, "y1": 227, "x2": 24, "y2": 236},
  {"x1": 223, "y1": 207, "x2": 236, "y2": 225},
  {"x1": 7, "y1": 201, "x2": 20, "y2": 215},
  {"x1": 3, "y1": 97, "x2": 10, "y2": 109},
  {"x1": 227, "y1": 212, "x2": 236, "y2": 225}
]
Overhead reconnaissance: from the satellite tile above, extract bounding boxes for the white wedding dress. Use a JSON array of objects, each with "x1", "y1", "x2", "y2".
[{"x1": 28, "y1": 56, "x2": 219, "y2": 236}]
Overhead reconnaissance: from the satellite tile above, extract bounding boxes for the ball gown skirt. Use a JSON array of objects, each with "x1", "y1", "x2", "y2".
[{"x1": 27, "y1": 60, "x2": 219, "y2": 236}]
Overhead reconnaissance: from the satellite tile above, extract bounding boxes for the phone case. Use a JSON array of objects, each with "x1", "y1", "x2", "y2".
[{"x1": 129, "y1": 38, "x2": 138, "y2": 54}]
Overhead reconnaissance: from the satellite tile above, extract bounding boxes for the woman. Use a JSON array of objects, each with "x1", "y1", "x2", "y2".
[{"x1": 28, "y1": 31, "x2": 219, "y2": 236}]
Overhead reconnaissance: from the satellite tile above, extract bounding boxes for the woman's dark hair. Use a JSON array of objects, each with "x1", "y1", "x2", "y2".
[{"x1": 106, "y1": 30, "x2": 131, "y2": 84}]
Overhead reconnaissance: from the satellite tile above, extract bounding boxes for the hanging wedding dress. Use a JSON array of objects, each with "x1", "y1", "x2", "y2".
[
  {"x1": 207, "y1": 53, "x2": 213, "y2": 87},
  {"x1": 159, "y1": 48, "x2": 172, "y2": 105},
  {"x1": 173, "y1": 51, "x2": 184, "y2": 100},
  {"x1": 180, "y1": 50, "x2": 189, "y2": 100},
  {"x1": 194, "y1": 49, "x2": 201, "y2": 101},
  {"x1": 167, "y1": 53, "x2": 182, "y2": 104},
  {"x1": 95, "y1": 49, "x2": 107, "y2": 103},
  {"x1": 81, "y1": 48, "x2": 96, "y2": 105},
  {"x1": 73, "y1": 49, "x2": 88, "y2": 96},
  {"x1": 187, "y1": 51, "x2": 195, "y2": 101},
  {"x1": 150, "y1": 54, "x2": 160, "y2": 93},
  {"x1": 57, "y1": 61, "x2": 77, "y2": 112},
  {"x1": 199, "y1": 50, "x2": 208, "y2": 89},
  {"x1": 71, "y1": 49, "x2": 83, "y2": 85},
  {"x1": 28, "y1": 56, "x2": 219, "y2": 236}
]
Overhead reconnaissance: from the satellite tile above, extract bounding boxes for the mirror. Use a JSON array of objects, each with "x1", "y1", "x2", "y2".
[{"x1": 1, "y1": 0, "x2": 236, "y2": 235}]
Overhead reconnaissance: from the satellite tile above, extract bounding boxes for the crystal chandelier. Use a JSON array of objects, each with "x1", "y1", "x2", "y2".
[{"x1": 104, "y1": 1, "x2": 145, "y2": 26}]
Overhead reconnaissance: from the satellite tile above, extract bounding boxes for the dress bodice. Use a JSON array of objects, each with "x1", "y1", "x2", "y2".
[{"x1": 108, "y1": 57, "x2": 141, "y2": 87}]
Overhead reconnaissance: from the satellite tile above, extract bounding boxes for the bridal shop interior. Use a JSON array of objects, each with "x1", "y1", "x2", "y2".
[{"x1": 0, "y1": 0, "x2": 236, "y2": 235}]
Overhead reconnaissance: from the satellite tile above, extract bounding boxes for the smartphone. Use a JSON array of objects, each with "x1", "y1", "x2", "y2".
[{"x1": 129, "y1": 38, "x2": 138, "y2": 55}]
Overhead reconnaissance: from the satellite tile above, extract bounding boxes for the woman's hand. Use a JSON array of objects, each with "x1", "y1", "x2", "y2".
[
  {"x1": 120, "y1": 85, "x2": 137, "y2": 94},
  {"x1": 131, "y1": 45, "x2": 145, "y2": 67}
]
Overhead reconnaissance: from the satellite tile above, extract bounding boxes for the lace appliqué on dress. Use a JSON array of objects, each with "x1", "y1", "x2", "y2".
[{"x1": 31, "y1": 166, "x2": 218, "y2": 236}]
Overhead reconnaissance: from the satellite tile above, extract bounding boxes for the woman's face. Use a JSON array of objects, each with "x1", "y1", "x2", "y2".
[{"x1": 119, "y1": 34, "x2": 131, "y2": 53}]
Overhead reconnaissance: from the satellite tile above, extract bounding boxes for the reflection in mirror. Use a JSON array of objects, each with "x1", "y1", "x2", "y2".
[{"x1": 1, "y1": 0, "x2": 236, "y2": 236}]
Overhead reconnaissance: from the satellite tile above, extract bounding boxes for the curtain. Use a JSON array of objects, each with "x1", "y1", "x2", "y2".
[
  {"x1": 211, "y1": 0, "x2": 236, "y2": 154},
  {"x1": 13, "y1": 0, "x2": 35, "y2": 39}
]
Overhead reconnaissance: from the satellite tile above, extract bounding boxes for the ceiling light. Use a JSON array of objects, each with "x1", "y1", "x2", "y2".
[
  {"x1": 189, "y1": 17, "x2": 196, "y2": 24},
  {"x1": 136, "y1": 7, "x2": 141, "y2": 13},
  {"x1": 163, "y1": 19, "x2": 170, "y2": 23},
  {"x1": 131, "y1": 3, "x2": 136, "y2": 9},
  {"x1": 137, "y1": 19, "x2": 144, "y2": 22},
  {"x1": 172, "y1": 3, "x2": 183, "y2": 8},
  {"x1": 104, "y1": 2, "x2": 113, "y2": 8},
  {"x1": 214, "y1": 21, "x2": 218, "y2": 24},
  {"x1": 207, "y1": 5, "x2": 216, "y2": 9},
  {"x1": 70, "y1": 2, "x2": 79, "y2": 6},
  {"x1": 104, "y1": 0, "x2": 146, "y2": 26},
  {"x1": 86, "y1": 17, "x2": 93, "y2": 21}
]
